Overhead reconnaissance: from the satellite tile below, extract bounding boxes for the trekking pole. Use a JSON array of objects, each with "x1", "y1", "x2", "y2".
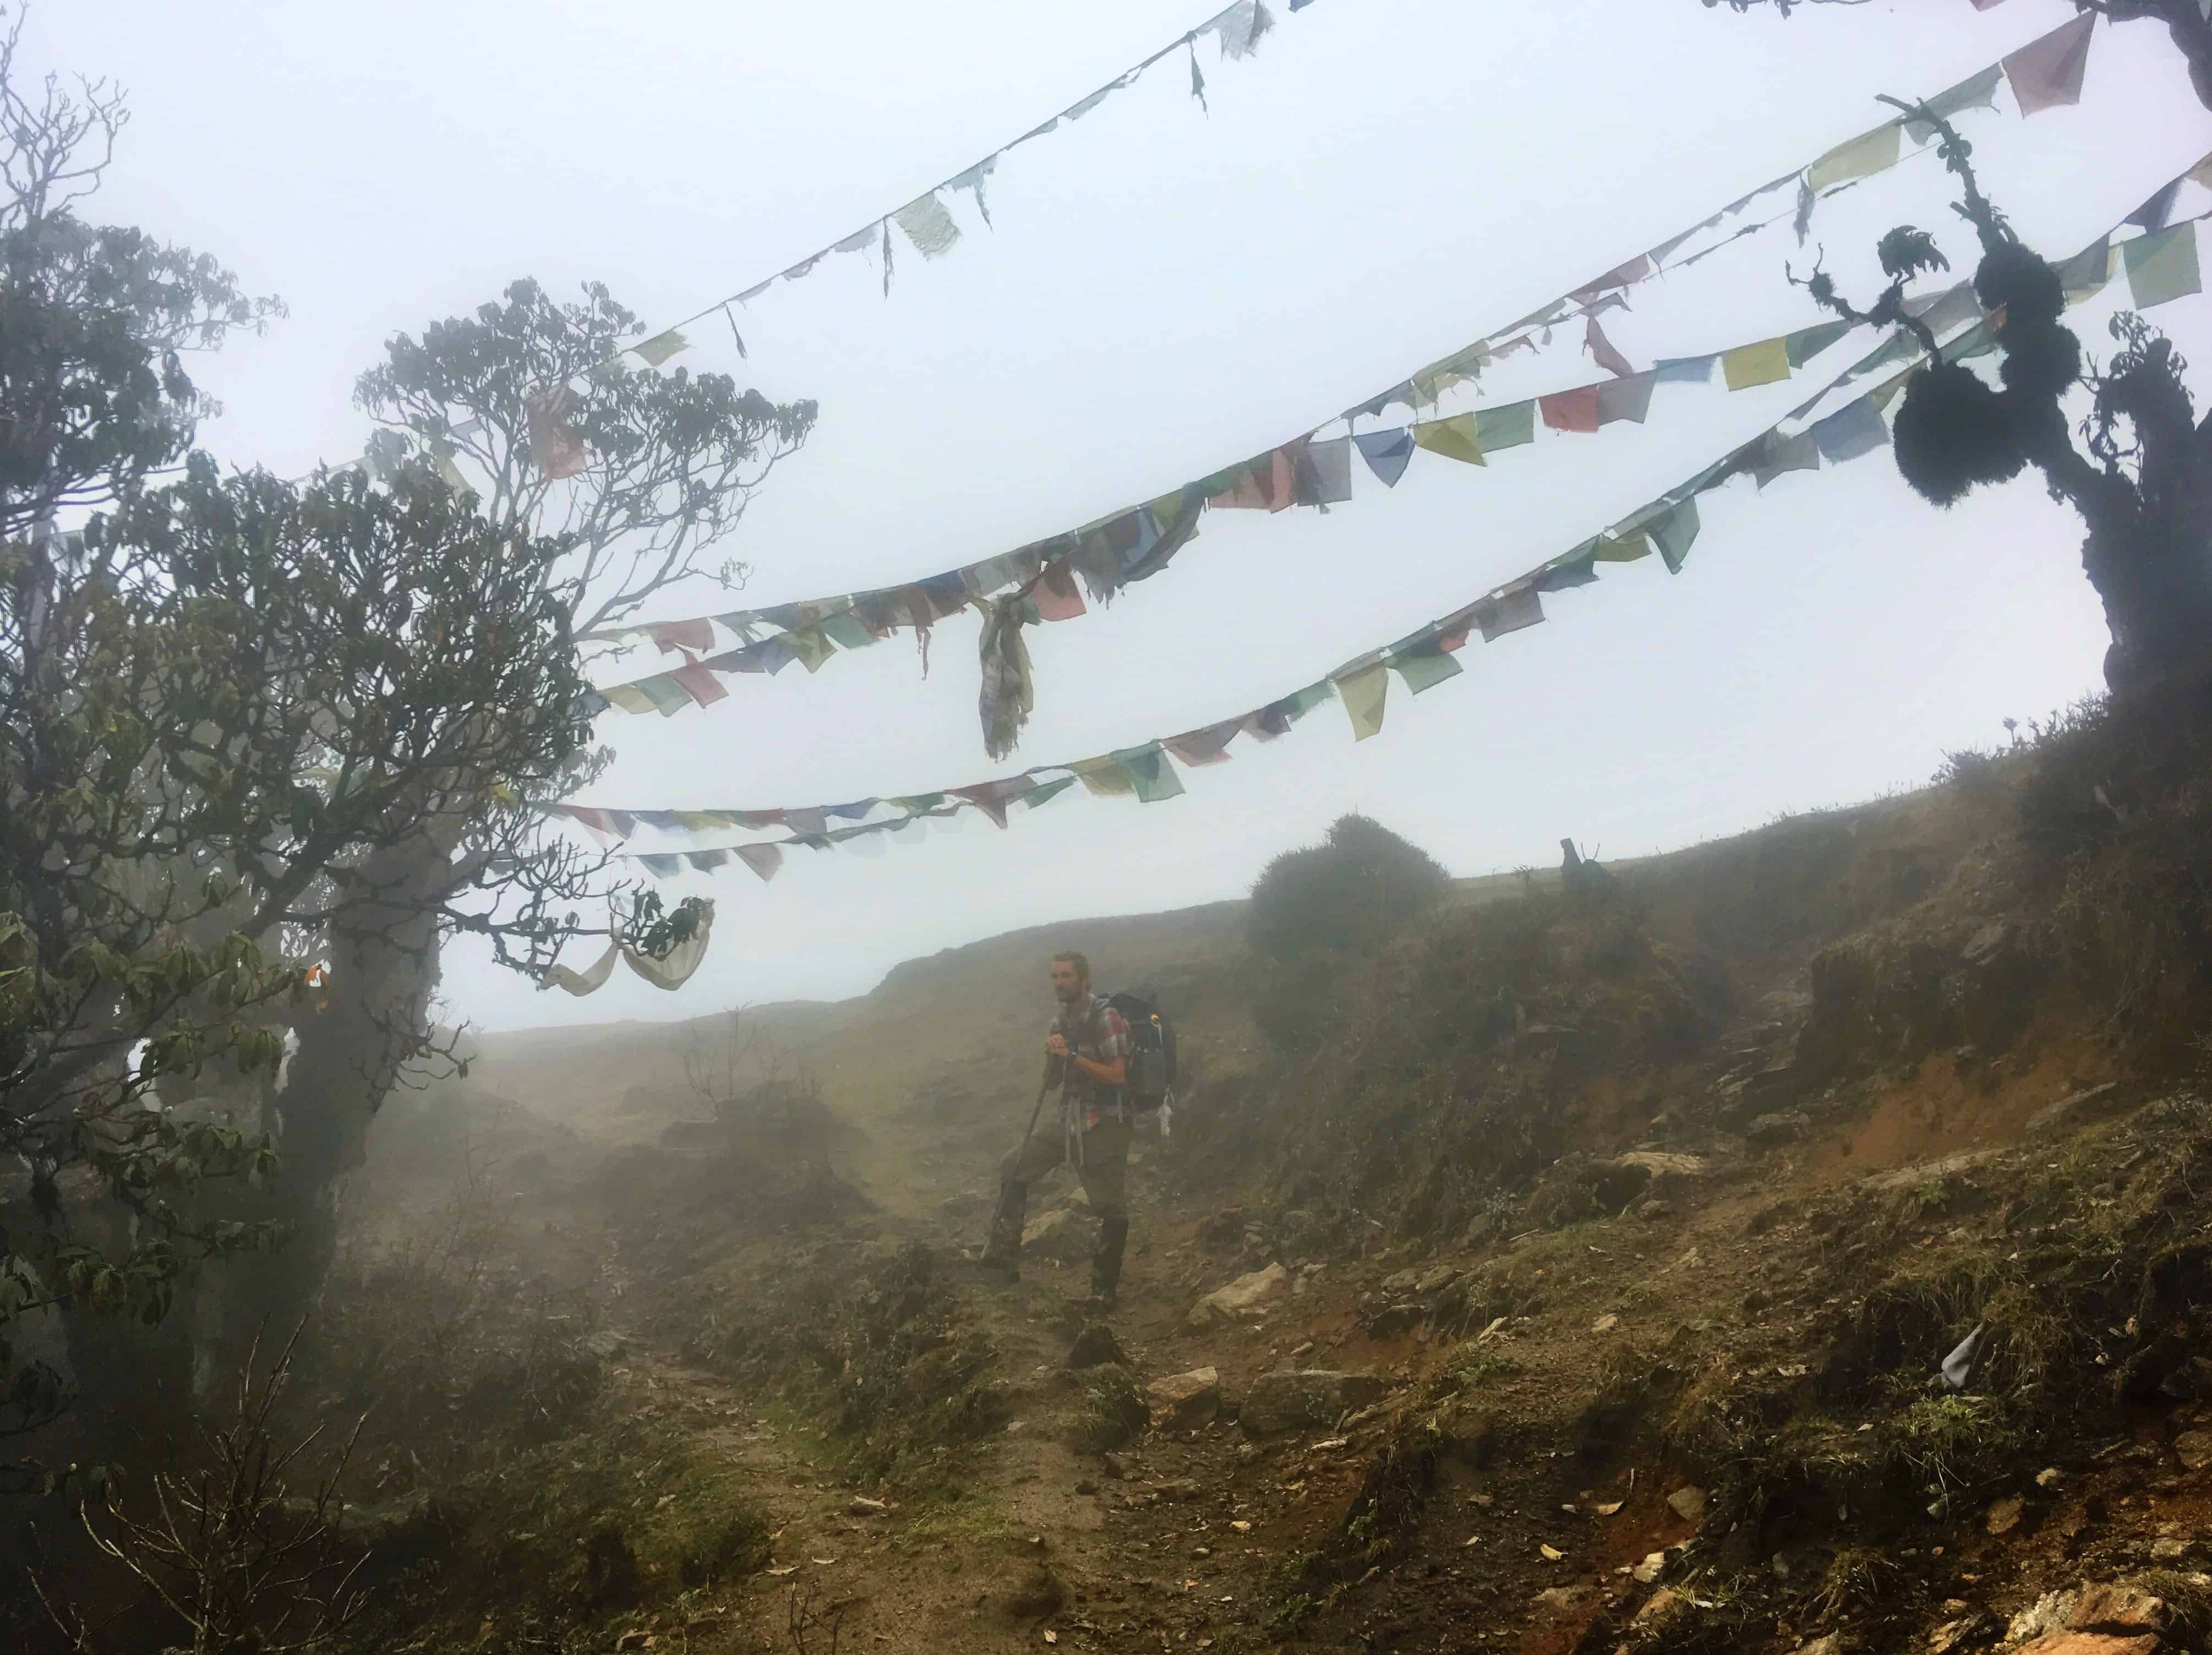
[{"x1": 1014, "y1": 1055, "x2": 1059, "y2": 1158}]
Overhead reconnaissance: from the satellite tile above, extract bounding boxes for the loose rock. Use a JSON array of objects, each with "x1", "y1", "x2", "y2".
[
  {"x1": 1986, "y1": 1494, "x2": 2024, "y2": 1536},
  {"x1": 1665, "y1": 1485, "x2": 1707, "y2": 1524},
  {"x1": 1188, "y1": 1264, "x2": 1289, "y2": 1330},
  {"x1": 1146, "y1": 1367, "x2": 1220, "y2": 1433},
  {"x1": 2172, "y1": 1428, "x2": 2212, "y2": 1471}
]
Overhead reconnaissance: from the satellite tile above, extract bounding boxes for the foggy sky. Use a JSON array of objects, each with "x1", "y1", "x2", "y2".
[{"x1": 41, "y1": 0, "x2": 2209, "y2": 1030}]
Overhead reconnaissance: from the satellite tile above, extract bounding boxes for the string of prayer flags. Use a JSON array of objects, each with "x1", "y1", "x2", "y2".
[{"x1": 569, "y1": 185, "x2": 2210, "y2": 883}]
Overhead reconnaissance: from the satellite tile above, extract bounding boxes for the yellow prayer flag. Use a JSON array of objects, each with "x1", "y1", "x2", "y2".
[
  {"x1": 1412, "y1": 413, "x2": 1485, "y2": 466},
  {"x1": 1070, "y1": 757, "x2": 1137, "y2": 798},
  {"x1": 602, "y1": 684, "x2": 657, "y2": 715},
  {"x1": 634, "y1": 329, "x2": 689, "y2": 368},
  {"x1": 1807, "y1": 123, "x2": 1902, "y2": 193},
  {"x1": 1722, "y1": 337, "x2": 1792, "y2": 392},
  {"x1": 1593, "y1": 534, "x2": 1651, "y2": 563},
  {"x1": 675, "y1": 811, "x2": 726, "y2": 835},
  {"x1": 1334, "y1": 662, "x2": 1389, "y2": 742}
]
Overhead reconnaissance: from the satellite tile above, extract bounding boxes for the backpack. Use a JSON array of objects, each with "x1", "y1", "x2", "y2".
[{"x1": 1100, "y1": 988, "x2": 1176, "y2": 1111}]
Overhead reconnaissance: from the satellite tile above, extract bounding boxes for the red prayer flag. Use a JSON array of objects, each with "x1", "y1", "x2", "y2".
[
  {"x1": 2003, "y1": 13, "x2": 2094, "y2": 117},
  {"x1": 652, "y1": 619, "x2": 715, "y2": 654},
  {"x1": 1031, "y1": 560, "x2": 1088, "y2": 621},
  {"x1": 1539, "y1": 385, "x2": 1601, "y2": 434},
  {"x1": 670, "y1": 663, "x2": 728, "y2": 708},
  {"x1": 1585, "y1": 316, "x2": 1636, "y2": 379}
]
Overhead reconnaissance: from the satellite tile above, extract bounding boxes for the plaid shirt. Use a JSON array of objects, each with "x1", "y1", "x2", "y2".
[{"x1": 1054, "y1": 993, "x2": 1132, "y2": 1128}]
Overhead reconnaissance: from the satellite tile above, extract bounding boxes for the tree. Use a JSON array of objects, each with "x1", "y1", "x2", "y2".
[
  {"x1": 1248, "y1": 814, "x2": 1452, "y2": 963},
  {"x1": 1790, "y1": 103, "x2": 2212, "y2": 692},
  {"x1": 0, "y1": 8, "x2": 810, "y2": 1461},
  {"x1": 1702, "y1": 1, "x2": 2212, "y2": 117}
]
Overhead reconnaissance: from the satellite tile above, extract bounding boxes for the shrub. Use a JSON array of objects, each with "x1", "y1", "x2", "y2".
[{"x1": 1247, "y1": 815, "x2": 1450, "y2": 964}]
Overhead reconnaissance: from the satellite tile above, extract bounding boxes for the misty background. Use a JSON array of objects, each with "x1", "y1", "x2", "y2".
[{"x1": 39, "y1": 0, "x2": 2207, "y2": 1027}]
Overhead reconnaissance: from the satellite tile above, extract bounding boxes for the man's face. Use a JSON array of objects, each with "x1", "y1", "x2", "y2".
[{"x1": 1050, "y1": 960, "x2": 1082, "y2": 1003}]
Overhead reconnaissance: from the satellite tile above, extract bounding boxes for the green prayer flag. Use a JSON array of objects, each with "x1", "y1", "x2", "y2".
[
  {"x1": 2123, "y1": 224, "x2": 2203, "y2": 309},
  {"x1": 819, "y1": 610, "x2": 877, "y2": 650},
  {"x1": 890, "y1": 793, "x2": 946, "y2": 813},
  {"x1": 602, "y1": 683, "x2": 657, "y2": 715},
  {"x1": 675, "y1": 811, "x2": 725, "y2": 835},
  {"x1": 635, "y1": 329, "x2": 689, "y2": 368},
  {"x1": 1651, "y1": 498, "x2": 1701, "y2": 573},
  {"x1": 1785, "y1": 320, "x2": 1851, "y2": 368},
  {"x1": 1334, "y1": 663, "x2": 1389, "y2": 741},
  {"x1": 636, "y1": 675, "x2": 692, "y2": 715},
  {"x1": 1117, "y1": 746, "x2": 1187, "y2": 804},
  {"x1": 1412, "y1": 413, "x2": 1484, "y2": 466},
  {"x1": 1722, "y1": 336, "x2": 1792, "y2": 391},
  {"x1": 1024, "y1": 776, "x2": 1077, "y2": 810},
  {"x1": 1473, "y1": 401, "x2": 1536, "y2": 453},
  {"x1": 782, "y1": 626, "x2": 836, "y2": 673},
  {"x1": 1279, "y1": 681, "x2": 1336, "y2": 723},
  {"x1": 1389, "y1": 641, "x2": 1463, "y2": 695}
]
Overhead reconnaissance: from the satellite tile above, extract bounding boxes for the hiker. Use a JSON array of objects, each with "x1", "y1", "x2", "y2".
[{"x1": 978, "y1": 950, "x2": 1134, "y2": 1308}]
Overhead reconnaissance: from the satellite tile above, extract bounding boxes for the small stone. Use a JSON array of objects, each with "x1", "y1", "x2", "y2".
[
  {"x1": 1665, "y1": 1485, "x2": 1707, "y2": 1524},
  {"x1": 1631, "y1": 1552, "x2": 1665, "y2": 1585},
  {"x1": 2037, "y1": 1467, "x2": 2064, "y2": 1489},
  {"x1": 2151, "y1": 1536, "x2": 2190, "y2": 1562},
  {"x1": 1159, "y1": 1479, "x2": 1203, "y2": 1503},
  {"x1": 1100, "y1": 1454, "x2": 1125, "y2": 1479},
  {"x1": 1235, "y1": 1443, "x2": 1260, "y2": 1466},
  {"x1": 1066, "y1": 1323, "x2": 1128, "y2": 1370},
  {"x1": 1074, "y1": 1479, "x2": 1097, "y2": 1496},
  {"x1": 1146, "y1": 1368, "x2": 1220, "y2": 1433},
  {"x1": 2173, "y1": 1428, "x2": 2212, "y2": 1470},
  {"x1": 1985, "y1": 1495, "x2": 2024, "y2": 1535},
  {"x1": 1532, "y1": 1586, "x2": 1587, "y2": 1617},
  {"x1": 848, "y1": 1496, "x2": 888, "y2": 1517},
  {"x1": 1592, "y1": 1314, "x2": 1619, "y2": 1334}
]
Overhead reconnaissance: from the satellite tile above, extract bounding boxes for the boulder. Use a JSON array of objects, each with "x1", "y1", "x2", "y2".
[
  {"x1": 2068, "y1": 1583, "x2": 2170, "y2": 1637},
  {"x1": 2013, "y1": 1635, "x2": 2158, "y2": 1655},
  {"x1": 1064, "y1": 1323, "x2": 1127, "y2": 1371},
  {"x1": 2176, "y1": 1428, "x2": 2212, "y2": 1471},
  {"x1": 1188, "y1": 1263, "x2": 1288, "y2": 1330},
  {"x1": 1146, "y1": 1367, "x2": 1220, "y2": 1432},
  {"x1": 1239, "y1": 1370, "x2": 1391, "y2": 1437}
]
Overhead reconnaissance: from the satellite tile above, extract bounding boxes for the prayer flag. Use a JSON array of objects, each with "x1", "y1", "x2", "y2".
[
  {"x1": 608, "y1": 811, "x2": 639, "y2": 839},
  {"x1": 1811, "y1": 398, "x2": 1890, "y2": 463},
  {"x1": 782, "y1": 626, "x2": 835, "y2": 673},
  {"x1": 1478, "y1": 586, "x2": 1544, "y2": 642},
  {"x1": 1334, "y1": 662, "x2": 1388, "y2": 741},
  {"x1": 675, "y1": 811, "x2": 725, "y2": 835},
  {"x1": 638, "y1": 855, "x2": 682, "y2": 879},
  {"x1": 1537, "y1": 540, "x2": 1602, "y2": 591},
  {"x1": 1785, "y1": 321, "x2": 1851, "y2": 367},
  {"x1": 1650, "y1": 498, "x2": 1701, "y2": 573},
  {"x1": 2056, "y1": 238, "x2": 2116, "y2": 305},
  {"x1": 787, "y1": 808, "x2": 828, "y2": 836},
  {"x1": 1595, "y1": 533, "x2": 1650, "y2": 563},
  {"x1": 1072, "y1": 757, "x2": 1137, "y2": 798},
  {"x1": 894, "y1": 192, "x2": 962, "y2": 259},
  {"x1": 1596, "y1": 373, "x2": 1656, "y2": 427},
  {"x1": 670, "y1": 663, "x2": 729, "y2": 708},
  {"x1": 1025, "y1": 776, "x2": 1077, "y2": 809},
  {"x1": 1120, "y1": 745, "x2": 1187, "y2": 803},
  {"x1": 1654, "y1": 355, "x2": 1717, "y2": 385},
  {"x1": 602, "y1": 684, "x2": 657, "y2": 715},
  {"x1": 635, "y1": 329, "x2": 689, "y2": 367},
  {"x1": 1904, "y1": 64, "x2": 2005, "y2": 144},
  {"x1": 1031, "y1": 561, "x2": 1086, "y2": 621},
  {"x1": 1389, "y1": 638, "x2": 1463, "y2": 695},
  {"x1": 686, "y1": 850, "x2": 729, "y2": 872},
  {"x1": 1413, "y1": 413, "x2": 1484, "y2": 466},
  {"x1": 2123, "y1": 223, "x2": 2202, "y2": 308},
  {"x1": 1163, "y1": 722, "x2": 1239, "y2": 767},
  {"x1": 1722, "y1": 337, "x2": 1792, "y2": 391},
  {"x1": 653, "y1": 619, "x2": 715, "y2": 654},
  {"x1": 525, "y1": 385, "x2": 587, "y2": 479},
  {"x1": 1539, "y1": 386, "x2": 1601, "y2": 434},
  {"x1": 948, "y1": 157, "x2": 996, "y2": 226},
  {"x1": 1297, "y1": 436, "x2": 1356, "y2": 505},
  {"x1": 1354, "y1": 428, "x2": 1416, "y2": 487},
  {"x1": 1752, "y1": 428, "x2": 1821, "y2": 489},
  {"x1": 2003, "y1": 13, "x2": 2095, "y2": 117},
  {"x1": 2126, "y1": 179, "x2": 2182, "y2": 234},
  {"x1": 1585, "y1": 315, "x2": 1635, "y2": 379},
  {"x1": 736, "y1": 843, "x2": 783, "y2": 883},
  {"x1": 1474, "y1": 401, "x2": 1536, "y2": 453},
  {"x1": 820, "y1": 610, "x2": 877, "y2": 651},
  {"x1": 1807, "y1": 123, "x2": 1902, "y2": 193}
]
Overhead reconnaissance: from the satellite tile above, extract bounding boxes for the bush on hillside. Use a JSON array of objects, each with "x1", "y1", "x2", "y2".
[{"x1": 1247, "y1": 815, "x2": 1451, "y2": 964}]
